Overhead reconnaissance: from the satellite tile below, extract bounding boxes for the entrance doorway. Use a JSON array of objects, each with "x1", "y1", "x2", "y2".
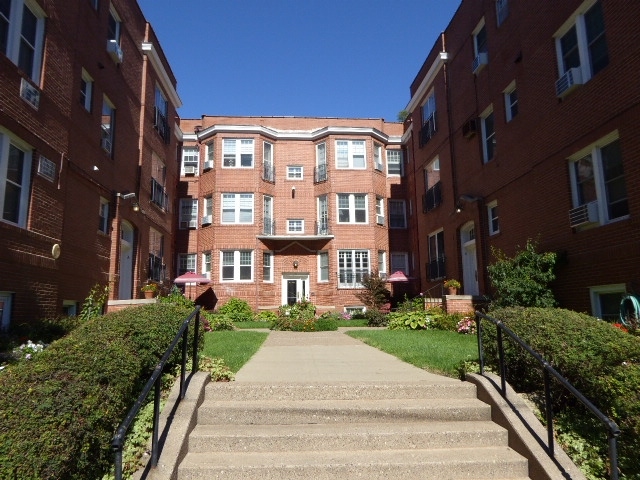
[
  {"x1": 460, "y1": 222, "x2": 479, "y2": 296},
  {"x1": 281, "y1": 274, "x2": 310, "y2": 306}
]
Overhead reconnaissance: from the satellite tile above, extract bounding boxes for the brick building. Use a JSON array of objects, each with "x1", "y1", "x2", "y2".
[
  {"x1": 0, "y1": 0, "x2": 180, "y2": 327},
  {"x1": 177, "y1": 116, "x2": 407, "y2": 313},
  {"x1": 404, "y1": 0, "x2": 640, "y2": 319}
]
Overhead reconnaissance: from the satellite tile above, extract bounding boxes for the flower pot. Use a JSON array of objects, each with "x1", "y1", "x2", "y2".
[
  {"x1": 143, "y1": 290, "x2": 155, "y2": 299},
  {"x1": 447, "y1": 287, "x2": 458, "y2": 295}
]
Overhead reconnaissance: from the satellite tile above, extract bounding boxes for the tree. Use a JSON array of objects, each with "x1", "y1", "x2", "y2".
[
  {"x1": 356, "y1": 271, "x2": 391, "y2": 311},
  {"x1": 487, "y1": 239, "x2": 558, "y2": 308},
  {"x1": 397, "y1": 110, "x2": 410, "y2": 122}
]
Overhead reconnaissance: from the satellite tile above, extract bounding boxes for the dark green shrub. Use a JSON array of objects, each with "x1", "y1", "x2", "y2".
[
  {"x1": 0, "y1": 303, "x2": 199, "y2": 480},
  {"x1": 314, "y1": 316, "x2": 338, "y2": 331},
  {"x1": 365, "y1": 309, "x2": 388, "y2": 327},
  {"x1": 159, "y1": 285, "x2": 195, "y2": 309},
  {"x1": 482, "y1": 307, "x2": 640, "y2": 478},
  {"x1": 217, "y1": 297, "x2": 254, "y2": 322},
  {"x1": 355, "y1": 270, "x2": 391, "y2": 310}
]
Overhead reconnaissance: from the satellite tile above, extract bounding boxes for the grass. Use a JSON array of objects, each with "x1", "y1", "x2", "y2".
[
  {"x1": 233, "y1": 319, "x2": 369, "y2": 329},
  {"x1": 202, "y1": 330, "x2": 268, "y2": 372},
  {"x1": 346, "y1": 329, "x2": 478, "y2": 377}
]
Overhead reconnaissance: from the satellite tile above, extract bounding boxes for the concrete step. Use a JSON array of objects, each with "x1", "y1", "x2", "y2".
[
  {"x1": 188, "y1": 420, "x2": 509, "y2": 452},
  {"x1": 197, "y1": 397, "x2": 492, "y2": 425},
  {"x1": 178, "y1": 447, "x2": 530, "y2": 479}
]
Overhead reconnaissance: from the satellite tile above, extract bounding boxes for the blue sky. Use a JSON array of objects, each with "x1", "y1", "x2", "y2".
[{"x1": 137, "y1": 1, "x2": 460, "y2": 121}]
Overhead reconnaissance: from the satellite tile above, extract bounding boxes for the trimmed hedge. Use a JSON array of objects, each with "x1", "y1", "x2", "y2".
[
  {"x1": 482, "y1": 307, "x2": 640, "y2": 478},
  {"x1": 0, "y1": 303, "x2": 198, "y2": 479}
]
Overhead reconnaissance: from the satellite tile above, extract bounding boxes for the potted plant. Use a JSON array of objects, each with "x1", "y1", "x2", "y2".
[
  {"x1": 443, "y1": 279, "x2": 461, "y2": 295},
  {"x1": 141, "y1": 283, "x2": 158, "y2": 299}
]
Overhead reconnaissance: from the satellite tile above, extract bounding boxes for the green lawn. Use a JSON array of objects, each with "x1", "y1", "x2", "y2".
[
  {"x1": 346, "y1": 329, "x2": 478, "y2": 377},
  {"x1": 202, "y1": 330, "x2": 268, "y2": 372}
]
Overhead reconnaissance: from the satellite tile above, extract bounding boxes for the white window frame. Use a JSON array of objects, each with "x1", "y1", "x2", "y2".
[
  {"x1": 107, "y1": 6, "x2": 121, "y2": 44},
  {"x1": 318, "y1": 251, "x2": 329, "y2": 282},
  {"x1": 374, "y1": 143, "x2": 383, "y2": 171},
  {"x1": 178, "y1": 253, "x2": 196, "y2": 276},
  {"x1": 2, "y1": 0, "x2": 46, "y2": 83},
  {"x1": 391, "y1": 252, "x2": 409, "y2": 275},
  {"x1": 202, "y1": 195, "x2": 213, "y2": 225},
  {"x1": 221, "y1": 193, "x2": 254, "y2": 224},
  {"x1": 223, "y1": 138, "x2": 254, "y2": 168},
  {"x1": 375, "y1": 196, "x2": 385, "y2": 225},
  {"x1": 589, "y1": 284, "x2": 626, "y2": 321},
  {"x1": 179, "y1": 198, "x2": 198, "y2": 229},
  {"x1": 205, "y1": 141, "x2": 214, "y2": 169},
  {"x1": 263, "y1": 251, "x2": 273, "y2": 282},
  {"x1": 37, "y1": 155, "x2": 55, "y2": 182},
  {"x1": 568, "y1": 133, "x2": 628, "y2": 225},
  {"x1": 202, "y1": 251, "x2": 211, "y2": 279},
  {"x1": 378, "y1": 250, "x2": 387, "y2": 279},
  {"x1": 338, "y1": 250, "x2": 370, "y2": 289},
  {"x1": 101, "y1": 96, "x2": 115, "y2": 157},
  {"x1": 0, "y1": 129, "x2": 33, "y2": 227},
  {"x1": 389, "y1": 199, "x2": 407, "y2": 229},
  {"x1": 221, "y1": 250, "x2": 253, "y2": 282},
  {"x1": 473, "y1": 20, "x2": 488, "y2": 55},
  {"x1": 503, "y1": 81, "x2": 518, "y2": 122},
  {"x1": 335, "y1": 140, "x2": 366, "y2": 169},
  {"x1": 80, "y1": 69, "x2": 93, "y2": 112},
  {"x1": 487, "y1": 200, "x2": 500, "y2": 235},
  {"x1": 181, "y1": 146, "x2": 199, "y2": 176},
  {"x1": 337, "y1": 193, "x2": 368, "y2": 224},
  {"x1": 287, "y1": 219, "x2": 304, "y2": 233},
  {"x1": 386, "y1": 150, "x2": 403, "y2": 176},
  {"x1": 480, "y1": 106, "x2": 495, "y2": 163},
  {"x1": 287, "y1": 165, "x2": 303, "y2": 179},
  {"x1": 98, "y1": 197, "x2": 109, "y2": 234}
]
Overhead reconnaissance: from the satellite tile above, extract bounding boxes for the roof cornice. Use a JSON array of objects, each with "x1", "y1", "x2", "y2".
[
  {"x1": 141, "y1": 42, "x2": 182, "y2": 108},
  {"x1": 405, "y1": 52, "x2": 448, "y2": 115}
]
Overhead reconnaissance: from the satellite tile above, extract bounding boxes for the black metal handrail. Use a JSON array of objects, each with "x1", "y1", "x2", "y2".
[
  {"x1": 475, "y1": 311, "x2": 620, "y2": 480},
  {"x1": 111, "y1": 306, "x2": 202, "y2": 480}
]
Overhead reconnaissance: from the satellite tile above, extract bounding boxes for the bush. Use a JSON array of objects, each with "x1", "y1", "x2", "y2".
[
  {"x1": 217, "y1": 297, "x2": 254, "y2": 322},
  {"x1": 0, "y1": 303, "x2": 199, "y2": 480},
  {"x1": 365, "y1": 309, "x2": 388, "y2": 327},
  {"x1": 255, "y1": 311, "x2": 278, "y2": 322},
  {"x1": 314, "y1": 316, "x2": 338, "y2": 331},
  {"x1": 201, "y1": 311, "x2": 235, "y2": 331},
  {"x1": 355, "y1": 270, "x2": 391, "y2": 310},
  {"x1": 482, "y1": 307, "x2": 640, "y2": 478}
]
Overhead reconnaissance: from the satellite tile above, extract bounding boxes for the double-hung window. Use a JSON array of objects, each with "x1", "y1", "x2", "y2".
[
  {"x1": 202, "y1": 195, "x2": 213, "y2": 225},
  {"x1": 221, "y1": 250, "x2": 253, "y2": 282},
  {"x1": 0, "y1": 130, "x2": 32, "y2": 227},
  {"x1": 318, "y1": 251, "x2": 329, "y2": 282},
  {"x1": 181, "y1": 147, "x2": 199, "y2": 176},
  {"x1": 263, "y1": 142, "x2": 274, "y2": 181},
  {"x1": 569, "y1": 135, "x2": 628, "y2": 227},
  {"x1": 555, "y1": 1, "x2": 608, "y2": 91},
  {"x1": 178, "y1": 253, "x2": 196, "y2": 276},
  {"x1": 149, "y1": 228, "x2": 165, "y2": 282},
  {"x1": 378, "y1": 251, "x2": 387, "y2": 279},
  {"x1": 154, "y1": 86, "x2": 170, "y2": 143},
  {"x1": 202, "y1": 251, "x2": 211, "y2": 279},
  {"x1": 317, "y1": 195, "x2": 328, "y2": 235},
  {"x1": 337, "y1": 193, "x2": 367, "y2": 223},
  {"x1": 375, "y1": 196, "x2": 384, "y2": 225},
  {"x1": 101, "y1": 96, "x2": 115, "y2": 156},
  {"x1": 389, "y1": 200, "x2": 407, "y2": 228},
  {"x1": 427, "y1": 230, "x2": 445, "y2": 280},
  {"x1": 336, "y1": 140, "x2": 366, "y2": 169},
  {"x1": 315, "y1": 142, "x2": 327, "y2": 182},
  {"x1": 420, "y1": 91, "x2": 437, "y2": 146},
  {"x1": 107, "y1": 7, "x2": 121, "y2": 45},
  {"x1": 391, "y1": 253, "x2": 409, "y2": 275},
  {"x1": 504, "y1": 81, "x2": 518, "y2": 122},
  {"x1": 374, "y1": 143, "x2": 383, "y2": 171},
  {"x1": 151, "y1": 155, "x2": 168, "y2": 211},
  {"x1": 338, "y1": 250, "x2": 369, "y2": 288},
  {"x1": 423, "y1": 157, "x2": 442, "y2": 212},
  {"x1": 80, "y1": 69, "x2": 93, "y2": 112},
  {"x1": 287, "y1": 166, "x2": 303, "y2": 179},
  {"x1": 179, "y1": 198, "x2": 198, "y2": 229},
  {"x1": 204, "y1": 141, "x2": 214, "y2": 170},
  {"x1": 386, "y1": 150, "x2": 403, "y2": 176},
  {"x1": 480, "y1": 107, "x2": 495, "y2": 163},
  {"x1": 1, "y1": 0, "x2": 45, "y2": 83},
  {"x1": 487, "y1": 201, "x2": 500, "y2": 235},
  {"x1": 263, "y1": 251, "x2": 273, "y2": 282},
  {"x1": 98, "y1": 197, "x2": 109, "y2": 234},
  {"x1": 222, "y1": 193, "x2": 254, "y2": 224},
  {"x1": 223, "y1": 139, "x2": 254, "y2": 168}
]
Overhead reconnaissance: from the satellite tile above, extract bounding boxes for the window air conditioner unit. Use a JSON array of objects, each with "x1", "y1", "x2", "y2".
[
  {"x1": 180, "y1": 220, "x2": 197, "y2": 229},
  {"x1": 376, "y1": 215, "x2": 384, "y2": 225},
  {"x1": 201, "y1": 214, "x2": 212, "y2": 225},
  {"x1": 20, "y1": 78, "x2": 40, "y2": 110},
  {"x1": 203, "y1": 160, "x2": 213, "y2": 170},
  {"x1": 472, "y1": 52, "x2": 488, "y2": 74},
  {"x1": 101, "y1": 137, "x2": 112, "y2": 153},
  {"x1": 569, "y1": 201, "x2": 599, "y2": 228},
  {"x1": 556, "y1": 67, "x2": 583, "y2": 98},
  {"x1": 183, "y1": 165, "x2": 196, "y2": 175},
  {"x1": 106, "y1": 40, "x2": 123, "y2": 64},
  {"x1": 462, "y1": 118, "x2": 477, "y2": 138}
]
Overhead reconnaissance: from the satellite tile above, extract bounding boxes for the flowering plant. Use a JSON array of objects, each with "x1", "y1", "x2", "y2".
[
  {"x1": 13, "y1": 340, "x2": 47, "y2": 360},
  {"x1": 457, "y1": 317, "x2": 476, "y2": 334},
  {"x1": 444, "y1": 279, "x2": 461, "y2": 289},
  {"x1": 141, "y1": 283, "x2": 159, "y2": 293}
]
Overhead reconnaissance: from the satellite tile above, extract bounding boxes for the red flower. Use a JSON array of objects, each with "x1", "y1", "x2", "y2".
[{"x1": 612, "y1": 323, "x2": 628, "y2": 333}]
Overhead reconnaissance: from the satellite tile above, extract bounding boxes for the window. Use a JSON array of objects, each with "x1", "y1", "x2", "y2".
[
  {"x1": 391, "y1": 253, "x2": 409, "y2": 274},
  {"x1": 315, "y1": 142, "x2": 327, "y2": 182},
  {"x1": 263, "y1": 251, "x2": 273, "y2": 282},
  {"x1": 374, "y1": 143, "x2": 383, "y2": 171},
  {"x1": 80, "y1": 69, "x2": 93, "y2": 112},
  {"x1": 590, "y1": 284, "x2": 626, "y2": 321},
  {"x1": 569, "y1": 135, "x2": 628, "y2": 225},
  {"x1": 389, "y1": 200, "x2": 407, "y2": 228},
  {"x1": 151, "y1": 154, "x2": 168, "y2": 211},
  {"x1": 178, "y1": 253, "x2": 196, "y2": 276},
  {"x1": 149, "y1": 228, "x2": 165, "y2": 282},
  {"x1": 337, "y1": 193, "x2": 367, "y2": 223},
  {"x1": 181, "y1": 147, "x2": 199, "y2": 176},
  {"x1": 101, "y1": 96, "x2": 115, "y2": 156},
  {"x1": 287, "y1": 166, "x2": 303, "y2": 179},
  {"x1": 204, "y1": 141, "x2": 214, "y2": 169},
  {"x1": 504, "y1": 82, "x2": 518, "y2": 122},
  {"x1": 222, "y1": 193, "x2": 254, "y2": 224},
  {"x1": 378, "y1": 251, "x2": 387, "y2": 279},
  {"x1": 107, "y1": 7, "x2": 121, "y2": 44},
  {"x1": 263, "y1": 195, "x2": 274, "y2": 234},
  {"x1": 375, "y1": 196, "x2": 385, "y2": 225},
  {"x1": 98, "y1": 197, "x2": 109, "y2": 234},
  {"x1": 345, "y1": 306, "x2": 366, "y2": 315},
  {"x1": 221, "y1": 250, "x2": 253, "y2": 282},
  {"x1": 262, "y1": 141, "x2": 274, "y2": 181},
  {"x1": 496, "y1": 0, "x2": 508, "y2": 26},
  {"x1": 62, "y1": 300, "x2": 78, "y2": 317},
  {"x1": 317, "y1": 195, "x2": 328, "y2": 235},
  {"x1": 480, "y1": 107, "x2": 495, "y2": 163},
  {"x1": 386, "y1": 150, "x2": 403, "y2": 176},
  {"x1": 487, "y1": 201, "x2": 500, "y2": 235},
  {"x1": 1, "y1": 0, "x2": 45, "y2": 82},
  {"x1": 202, "y1": 195, "x2": 213, "y2": 225},
  {"x1": 423, "y1": 157, "x2": 442, "y2": 212},
  {"x1": 202, "y1": 251, "x2": 211, "y2": 279},
  {"x1": 555, "y1": 1, "x2": 608, "y2": 83},
  {"x1": 427, "y1": 230, "x2": 445, "y2": 280},
  {"x1": 420, "y1": 91, "x2": 437, "y2": 146},
  {"x1": 335, "y1": 140, "x2": 366, "y2": 169},
  {"x1": 154, "y1": 86, "x2": 170, "y2": 143},
  {"x1": 223, "y1": 139, "x2": 254, "y2": 168},
  {"x1": 474, "y1": 22, "x2": 488, "y2": 55},
  {"x1": 287, "y1": 219, "x2": 303, "y2": 233},
  {"x1": 0, "y1": 130, "x2": 32, "y2": 227},
  {"x1": 338, "y1": 250, "x2": 369, "y2": 288},
  {"x1": 179, "y1": 198, "x2": 198, "y2": 229},
  {"x1": 318, "y1": 251, "x2": 329, "y2": 282}
]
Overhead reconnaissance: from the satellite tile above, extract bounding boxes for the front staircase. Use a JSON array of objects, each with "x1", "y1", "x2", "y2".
[{"x1": 176, "y1": 381, "x2": 531, "y2": 479}]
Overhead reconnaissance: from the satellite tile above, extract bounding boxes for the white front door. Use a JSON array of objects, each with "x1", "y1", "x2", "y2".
[
  {"x1": 461, "y1": 222, "x2": 479, "y2": 296},
  {"x1": 281, "y1": 274, "x2": 309, "y2": 306},
  {"x1": 0, "y1": 293, "x2": 12, "y2": 331},
  {"x1": 118, "y1": 221, "x2": 134, "y2": 299}
]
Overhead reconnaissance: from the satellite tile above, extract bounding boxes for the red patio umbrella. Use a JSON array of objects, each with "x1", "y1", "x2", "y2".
[
  {"x1": 173, "y1": 272, "x2": 211, "y2": 299},
  {"x1": 386, "y1": 271, "x2": 410, "y2": 282}
]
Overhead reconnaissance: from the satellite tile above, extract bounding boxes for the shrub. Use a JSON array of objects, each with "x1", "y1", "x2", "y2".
[
  {"x1": 201, "y1": 311, "x2": 235, "y2": 331},
  {"x1": 0, "y1": 303, "x2": 199, "y2": 480},
  {"x1": 355, "y1": 270, "x2": 391, "y2": 310},
  {"x1": 481, "y1": 307, "x2": 640, "y2": 478},
  {"x1": 217, "y1": 297, "x2": 254, "y2": 322},
  {"x1": 255, "y1": 311, "x2": 278, "y2": 322},
  {"x1": 159, "y1": 285, "x2": 195, "y2": 309},
  {"x1": 365, "y1": 309, "x2": 388, "y2": 327},
  {"x1": 314, "y1": 316, "x2": 338, "y2": 331}
]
